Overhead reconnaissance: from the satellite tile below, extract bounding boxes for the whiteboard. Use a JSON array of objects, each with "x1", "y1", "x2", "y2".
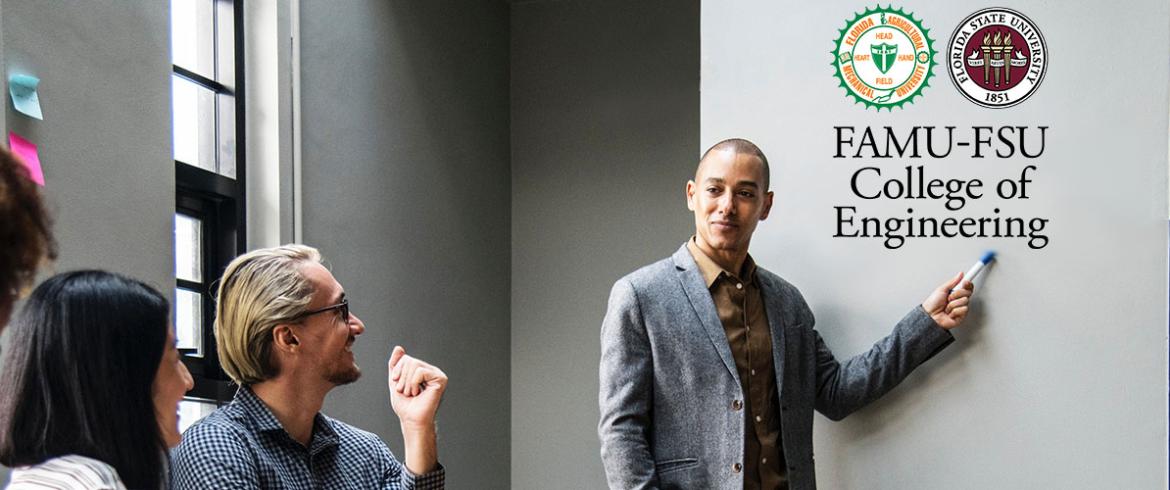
[{"x1": 702, "y1": 1, "x2": 1168, "y2": 487}]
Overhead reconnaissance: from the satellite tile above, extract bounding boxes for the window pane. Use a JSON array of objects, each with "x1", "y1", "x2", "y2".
[
  {"x1": 175, "y1": 288, "x2": 203, "y2": 355},
  {"x1": 216, "y1": 0, "x2": 236, "y2": 85},
  {"x1": 175, "y1": 213, "x2": 202, "y2": 282},
  {"x1": 172, "y1": 75, "x2": 216, "y2": 171},
  {"x1": 178, "y1": 399, "x2": 217, "y2": 434},
  {"x1": 171, "y1": 0, "x2": 216, "y2": 79},
  {"x1": 217, "y1": 94, "x2": 236, "y2": 178}
]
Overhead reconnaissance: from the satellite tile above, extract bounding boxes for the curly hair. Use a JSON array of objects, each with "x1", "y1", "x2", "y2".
[{"x1": 0, "y1": 146, "x2": 56, "y2": 302}]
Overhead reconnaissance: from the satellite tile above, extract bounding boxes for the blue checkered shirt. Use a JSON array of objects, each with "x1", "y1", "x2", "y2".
[{"x1": 169, "y1": 386, "x2": 444, "y2": 489}]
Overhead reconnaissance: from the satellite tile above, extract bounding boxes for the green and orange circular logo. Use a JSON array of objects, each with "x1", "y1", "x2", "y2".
[{"x1": 832, "y1": 6, "x2": 936, "y2": 110}]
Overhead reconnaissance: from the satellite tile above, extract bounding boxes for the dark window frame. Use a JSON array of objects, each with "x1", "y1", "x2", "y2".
[{"x1": 174, "y1": 0, "x2": 245, "y2": 405}]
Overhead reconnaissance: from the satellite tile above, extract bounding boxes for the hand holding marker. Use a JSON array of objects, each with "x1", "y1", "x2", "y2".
[
  {"x1": 923, "y1": 251, "x2": 991, "y2": 329},
  {"x1": 953, "y1": 251, "x2": 996, "y2": 293}
]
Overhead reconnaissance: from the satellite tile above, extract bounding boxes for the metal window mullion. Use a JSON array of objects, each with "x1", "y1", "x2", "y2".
[
  {"x1": 211, "y1": 0, "x2": 222, "y2": 177},
  {"x1": 177, "y1": 278, "x2": 203, "y2": 292},
  {"x1": 212, "y1": 0, "x2": 220, "y2": 85},
  {"x1": 173, "y1": 64, "x2": 230, "y2": 95},
  {"x1": 231, "y1": 0, "x2": 246, "y2": 254},
  {"x1": 214, "y1": 76, "x2": 222, "y2": 176},
  {"x1": 177, "y1": 160, "x2": 239, "y2": 197}
]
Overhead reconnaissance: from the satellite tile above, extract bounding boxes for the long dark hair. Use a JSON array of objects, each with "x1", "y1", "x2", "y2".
[{"x1": 0, "y1": 270, "x2": 170, "y2": 489}]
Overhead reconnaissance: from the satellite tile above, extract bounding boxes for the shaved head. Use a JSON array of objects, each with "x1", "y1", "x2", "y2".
[
  {"x1": 686, "y1": 137, "x2": 775, "y2": 269},
  {"x1": 698, "y1": 138, "x2": 770, "y2": 190}
]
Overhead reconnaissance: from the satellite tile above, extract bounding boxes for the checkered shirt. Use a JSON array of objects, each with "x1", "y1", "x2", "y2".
[{"x1": 169, "y1": 386, "x2": 444, "y2": 489}]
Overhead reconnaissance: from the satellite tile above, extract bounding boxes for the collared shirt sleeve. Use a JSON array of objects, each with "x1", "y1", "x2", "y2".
[
  {"x1": 170, "y1": 420, "x2": 261, "y2": 490},
  {"x1": 8, "y1": 455, "x2": 127, "y2": 490},
  {"x1": 377, "y1": 437, "x2": 445, "y2": 490}
]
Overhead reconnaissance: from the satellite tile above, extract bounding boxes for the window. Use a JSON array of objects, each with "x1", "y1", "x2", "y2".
[
  {"x1": 171, "y1": 0, "x2": 245, "y2": 417},
  {"x1": 172, "y1": 0, "x2": 237, "y2": 177}
]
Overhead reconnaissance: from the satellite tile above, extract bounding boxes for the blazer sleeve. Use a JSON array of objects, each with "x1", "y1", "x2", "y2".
[
  {"x1": 598, "y1": 277, "x2": 658, "y2": 489},
  {"x1": 813, "y1": 305, "x2": 955, "y2": 421}
]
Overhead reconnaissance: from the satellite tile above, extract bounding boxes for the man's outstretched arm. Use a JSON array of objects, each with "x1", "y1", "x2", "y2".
[{"x1": 814, "y1": 273, "x2": 974, "y2": 421}]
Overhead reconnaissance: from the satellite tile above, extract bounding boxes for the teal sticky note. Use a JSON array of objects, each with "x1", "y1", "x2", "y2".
[{"x1": 9, "y1": 74, "x2": 43, "y2": 120}]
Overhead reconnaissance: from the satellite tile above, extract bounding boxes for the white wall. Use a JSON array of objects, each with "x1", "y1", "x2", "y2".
[
  {"x1": 703, "y1": 1, "x2": 1168, "y2": 487},
  {"x1": 244, "y1": 0, "x2": 295, "y2": 249}
]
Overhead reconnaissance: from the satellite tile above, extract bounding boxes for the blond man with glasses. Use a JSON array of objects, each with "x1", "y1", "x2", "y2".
[{"x1": 171, "y1": 245, "x2": 447, "y2": 489}]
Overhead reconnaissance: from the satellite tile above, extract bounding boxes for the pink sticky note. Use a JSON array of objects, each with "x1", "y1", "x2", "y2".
[{"x1": 8, "y1": 132, "x2": 44, "y2": 186}]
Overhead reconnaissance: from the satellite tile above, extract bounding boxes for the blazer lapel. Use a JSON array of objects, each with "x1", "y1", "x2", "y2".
[
  {"x1": 671, "y1": 244, "x2": 741, "y2": 385},
  {"x1": 757, "y1": 272, "x2": 788, "y2": 397}
]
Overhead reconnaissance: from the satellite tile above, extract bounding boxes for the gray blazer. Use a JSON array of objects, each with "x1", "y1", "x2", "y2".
[{"x1": 598, "y1": 244, "x2": 954, "y2": 490}]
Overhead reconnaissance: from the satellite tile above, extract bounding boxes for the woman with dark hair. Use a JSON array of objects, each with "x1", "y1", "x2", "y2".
[
  {"x1": 0, "y1": 271, "x2": 193, "y2": 489},
  {"x1": 0, "y1": 146, "x2": 56, "y2": 330}
]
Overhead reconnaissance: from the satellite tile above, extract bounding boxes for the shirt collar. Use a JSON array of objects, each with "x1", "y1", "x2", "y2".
[
  {"x1": 234, "y1": 385, "x2": 285, "y2": 433},
  {"x1": 234, "y1": 385, "x2": 340, "y2": 454},
  {"x1": 686, "y1": 236, "x2": 757, "y2": 288},
  {"x1": 307, "y1": 415, "x2": 340, "y2": 456}
]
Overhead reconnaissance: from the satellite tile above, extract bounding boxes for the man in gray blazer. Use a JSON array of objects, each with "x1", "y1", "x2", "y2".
[{"x1": 598, "y1": 138, "x2": 973, "y2": 490}]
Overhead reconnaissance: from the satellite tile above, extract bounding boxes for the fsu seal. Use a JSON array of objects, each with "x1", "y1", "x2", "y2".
[
  {"x1": 948, "y1": 8, "x2": 1048, "y2": 108},
  {"x1": 832, "y1": 6, "x2": 936, "y2": 111}
]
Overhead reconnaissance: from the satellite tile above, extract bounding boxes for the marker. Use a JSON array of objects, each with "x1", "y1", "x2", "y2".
[{"x1": 953, "y1": 251, "x2": 995, "y2": 292}]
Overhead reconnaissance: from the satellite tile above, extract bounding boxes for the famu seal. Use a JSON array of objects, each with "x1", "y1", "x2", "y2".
[
  {"x1": 832, "y1": 6, "x2": 936, "y2": 110},
  {"x1": 948, "y1": 8, "x2": 1047, "y2": 108}
]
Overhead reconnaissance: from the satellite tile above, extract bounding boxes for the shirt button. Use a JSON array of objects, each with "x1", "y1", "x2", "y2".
[
  {"x1": 732, "y1": 400, "x2": 743, "y2": 410},
  {"x1": 732, "y1": 463, "x2": 742, "y2": 473},
  {"x1": 751, "y1": 369, "x2": 756, "y2": 376},
  {"x1": 762, "y1": 457, "x2": 768, "y2": 464},
  {"x1": 755, "y1": 415, "x2": 762, "y2": 422},
  {"x1": 736, "y1": 283, "x2": 743, "y2": 290}
]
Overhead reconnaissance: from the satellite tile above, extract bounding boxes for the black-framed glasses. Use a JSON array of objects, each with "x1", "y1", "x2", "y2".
[{"x1": 299, "y1": 299, "x2": 349, "y2": 323}]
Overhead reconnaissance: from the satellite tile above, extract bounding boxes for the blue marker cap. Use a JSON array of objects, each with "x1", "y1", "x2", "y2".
[{"x1": 954, "y1": 251, "x2": 996, "y2": 293}]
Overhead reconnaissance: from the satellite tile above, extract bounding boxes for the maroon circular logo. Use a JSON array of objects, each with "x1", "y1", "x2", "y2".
[{"x1": 948, "y1": 8, "x2": 1047, "y2": 108}]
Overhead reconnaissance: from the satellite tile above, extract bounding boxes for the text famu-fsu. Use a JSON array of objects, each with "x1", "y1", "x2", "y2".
[{"x1": 830, "y1": 125, "x2": 1050, "y2": 250}]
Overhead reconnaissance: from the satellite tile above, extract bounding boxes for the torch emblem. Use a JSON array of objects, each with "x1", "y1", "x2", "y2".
[{"x1": 948, "y1": 8, "x2": 1047, "y2": 108}]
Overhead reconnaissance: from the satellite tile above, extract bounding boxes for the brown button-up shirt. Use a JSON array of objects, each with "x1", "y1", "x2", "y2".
[{"x1": 688, "y1": 239, "x2": 787, "y2": 490}]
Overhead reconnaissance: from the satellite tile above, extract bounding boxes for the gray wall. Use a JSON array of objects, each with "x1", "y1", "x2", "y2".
[
  {"x1": 298, "y1": 1, "x2": 511, "y2": 488},
  {"x1": 703, "y1": 0, "x2": 1168, "y2": 487},
  {"x1": 2, "y1": 0, "x2": 173, "y2": 286},
  {"x1": 0, "y1": 1, "x2": 700, "y2": 487},
  {"x1": 0, "y1": 0, "x2": 173, "y2": 484},
  {"x1": 510, "y1": 1, "x2": 699, "y2": 487}
]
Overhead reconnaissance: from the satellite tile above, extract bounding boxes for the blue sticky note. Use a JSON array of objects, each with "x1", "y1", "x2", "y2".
[{"x1": 9, "y1": 74, "x2": 43, "y2": 120}]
